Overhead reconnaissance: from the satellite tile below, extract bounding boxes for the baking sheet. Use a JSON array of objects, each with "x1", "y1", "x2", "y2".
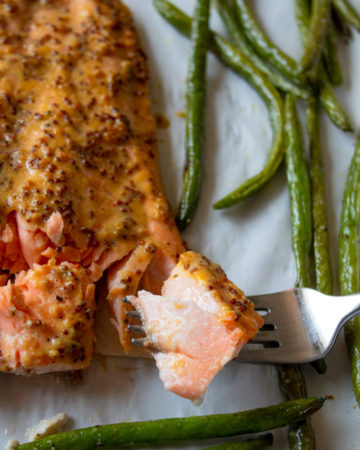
[{"x1": 1, "y1": 0, "x2": 360, "y2": 448}]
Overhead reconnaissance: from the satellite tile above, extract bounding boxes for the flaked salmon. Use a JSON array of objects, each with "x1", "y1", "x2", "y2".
[
  {"x1": 0, "y1": 0, "x2": 262, "y2": 398},
  {"x1": 129, "y1": 252, "x2": 263, "y2": 400}
]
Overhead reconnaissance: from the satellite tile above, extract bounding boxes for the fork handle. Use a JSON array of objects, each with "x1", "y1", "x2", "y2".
[
  {"x1": 330, "y1": 292, "x2": 360, "y2": 327},
  {"x1": 308, "y1": 290, "x2": 360, "y2": 339}
]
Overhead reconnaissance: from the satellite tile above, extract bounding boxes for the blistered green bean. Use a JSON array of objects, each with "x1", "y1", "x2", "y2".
[
  {"x1": 282, "y1": 94, "x2": 316, "y2": 449},
  {"x1": 294, "y1": 0, "x2": 352, "y2": 131},
  {"x1": 333, "y1": 0, "x2": 360, "y2": 32},
  {"x1": 322, "y1": 23, "x2": 344, "y2": 86},
  {"x1": 307, "y1": 99, "x2": 333, "y2": 295},
  {"x1": 17, "y1": 397, "x2": 327, "y2": 449},
  {"x1": 215, "y1": 0, "x2": 311, "y2": 99},
  {"x1": 152, "y1": 0, "x2": 285, "y2": 209},
  {"x1": 285, "y1": 94, "x2": 313, "y2": 288},
  {"x1": 233, "y1": 0, "x2": 301, "y2": 82},
  {"x1": 299, "y1": 0, "x2": 331, "y2": 74},
  {"x1": 205, "y1": 434, "x2": 273, "y2": 450},
  {"x1": 176, "y1": 0, "x2": 210, "y2": 231},
  {"x1": 339, "y1": 132, "x2": 360, "y2": 406}
]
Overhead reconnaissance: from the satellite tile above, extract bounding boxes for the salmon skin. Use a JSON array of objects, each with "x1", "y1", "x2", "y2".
[{"x1": 0, "y1": 0, "x2": 262, "y2": 398}]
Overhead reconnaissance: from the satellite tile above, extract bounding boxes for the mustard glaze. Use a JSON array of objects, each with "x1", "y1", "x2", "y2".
[{"x1": 0, "y1": 0, "x2": 174, "y2": 255}]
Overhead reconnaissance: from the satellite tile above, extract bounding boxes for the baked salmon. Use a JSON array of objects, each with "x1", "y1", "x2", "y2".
[
  {"x1": 129, "y1": 252, "x2": 263, "y2": 400},
  {"x1": 0, "y1": 0, "x2": 182, "y2": 372},
  {"x1": 0, "y1": 0, "x2": 262, "y2": 397}
]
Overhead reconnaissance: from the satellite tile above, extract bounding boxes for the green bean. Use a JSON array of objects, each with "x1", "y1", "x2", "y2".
[
  {"x1": 233, "y1": 0, "x2": 301, "y2": 82},
  {"x1": 299, "y1": 0, "x2": 331, "y2": 74},
  {"x1": 282, "y1": 94, "x2": 316, "y2": 449},
  {"x1": 331, "y1": 4, "x2": 353, "y2": 38},
  {"x1": 307, "y1": 99, "x2": 333, "y2": 295},
  {"x1": 176, "y1": 0, "x2": 210, "y2": 231},
  {"x1": 17, "y1": 397, "x2": 326, "y2": 450},
  {"x1": 306, "y1": 99, "x2": 332, "y2": 375},
  {"x1": 293, "y1": 1, "x2": 332, "y2": 377},
  {"x1": 276, "y1": 366, "x2": 315, "y2": 450},
  {"x1": 205, "y1": 434, "x2": 273, "y2": 450},
  {"x1": 333, "y1": 0, "x2": 360, "y2": 32},
  {"x1": 284, "y1": 93, "x2": 329, "y2": 376},
  {"x1": 214, "y1": 0, "x2": 311, "y2": 100},
  {"x1": 285, "y1": 94, "x2": 313, "y2": 288},
  {"x1": 339, "y1": 132, "x2": 360, "y2": 405},
  {"x1": 294, "y1": 0, "x2": 352, "y2": 131},
  {"x1": 211, "y1": 34, "x2": 284, "y2": 208},
  {"x1": 276, "y1": 365, "x2": 307, "y2": 404},
  {"x1": 322, "y1": 23, "x2": 344, "y2": 86},
  {"x1": 153, "y1": 0, "x2": 285, "y2": 209},
  {"x1": 318, "y1": 79, "x2": 352, "y2": 131},
  {"x1": 295, "y1": 0, "x2": 312, "y2": 40}
]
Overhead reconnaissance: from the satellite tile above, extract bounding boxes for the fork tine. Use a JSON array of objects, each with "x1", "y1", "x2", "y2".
[
  {"x1": 127, "y1": 324, "x2": 144, "y2": 333},
  {"x1": 237, "y1": 347, "x2": 283, "y2": 363},
  {"x1": 261, "y1": 315, "x2": 276, "y2": 325},
  {"x1": 250, "y1": 291, "x2": 294, "y2": 310},
  {"x1": 131, "y1": 337, "x2": 148, "y2": 347},
  {"x1": 131, "y1": 337, "x2": 159, "y2": 352},
  {"x1": 126, "y1": 310, "x2": 141, "y2": 319},
  {"x1": 250, "y1": 331, "x2": 279, "y2": 343}
]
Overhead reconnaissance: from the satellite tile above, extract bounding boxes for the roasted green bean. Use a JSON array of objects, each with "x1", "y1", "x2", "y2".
[
  {"x1": 307, "y1": 99, "x2": 333, "y2": 295},
  {"x1": 233, "y1": 0, "x2": 301, "y2": 82},
  {"x1": 153, "y1": 0, "x2": 285, "y2": 209},
  {"x1": 282, "y1": 94, "x2": 316, "y2": 449},
  {"x1": 332, "y1": 4, "x2": 353, "y2": 38},
  {"x1": 284, "y1": 94, "x2": 313, "y2": 288},
  {"x1": 299, "y1": 0, "x2": 331, "y2": 74},
  {"x1": 284, "y1": 92, "x2": 328, "y2": 382},
  {"x1": 322, "y1": 23, "x2": 344, "y2": 86},
  {"x1": 205, "y1": 434, "x2": 273, "y2": 450},
  {"x1": 333, "y1": 0, "x2": 360, "y2": 32},
  {"x1": 276, "y1": 365, "x2": 315, "y2": 450},
  {"x1": 17, "y1": 397, "x2": 326, "y2": 450},
  {"x1": 176, "y1": 0, "x2": 210, "y2": 231},
  {"x1": 305, "y1": 98, "x2": 331, "y2": 375},
  {"x1": 295, "y1": 0, "x2": 312, "y2": 39},
  {"x1": 339, "y1": 132, "x2": 360, "y2": 406},
  {"x1": 294, "y1": 0, "x2": 352, "y2": 131},
  {"x1": 215, "y1": 0, "x2": 311, "y2": 100},
  {"x1": 318, "y1": 79, "x2": 352, "y2": 131},
  {"x1": 211, "y1": 34, "x2": 284, "y2": 208}
]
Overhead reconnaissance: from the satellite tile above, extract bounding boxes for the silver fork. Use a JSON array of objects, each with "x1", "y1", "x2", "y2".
[
  {"x1": 124, "y1": 288, "x2": 360, "y2": 364},
  {"x1": 239, "y1": 287, "x2": 360, "y2": 364}
]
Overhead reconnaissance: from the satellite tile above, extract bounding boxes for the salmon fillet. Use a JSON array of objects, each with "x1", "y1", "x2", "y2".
[
  {"x1": 0, "y1": 0, "x2": 263, "y2": 397},
  {"x1": 0, "y1": 0, "x2": 182, "y2": 372},
  {"x1": 129, "y1": 252, "x2": 263, "y2": 400}
]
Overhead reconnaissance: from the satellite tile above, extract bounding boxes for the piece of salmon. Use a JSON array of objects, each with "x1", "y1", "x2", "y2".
[
  {"x1": 0, "y1": 0, "x2": 182, "y2": 372},
  {"x1": 0, "y1": 0, "x2": 262, "y2": 397},
  {"x1": 129, "y1": 252, "x2": 263, "y2": 400},
  {"x1": 0, "y1": 260, "x2": 95, "y2": 373}
]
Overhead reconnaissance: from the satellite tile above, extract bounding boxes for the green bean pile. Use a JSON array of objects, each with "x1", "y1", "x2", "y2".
[
  {"x1": 153, "y1": 0, "x2": 360, "y2": 449},
  {"x1": 157, "y1": 0, "x2": 357, "y2": 227}
]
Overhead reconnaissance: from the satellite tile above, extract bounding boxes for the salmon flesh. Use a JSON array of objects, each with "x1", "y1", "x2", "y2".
[
  {"x1": 129, "y1": 252, "x2": 263, "y2": 400},
  {"x1": 0, "y1": 0, "x2": 263, "y2": 398}
]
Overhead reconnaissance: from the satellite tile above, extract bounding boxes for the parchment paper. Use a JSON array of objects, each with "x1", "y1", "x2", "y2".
[{"x1": 1, "y1": 1, "x2": 360, "y2": 448}]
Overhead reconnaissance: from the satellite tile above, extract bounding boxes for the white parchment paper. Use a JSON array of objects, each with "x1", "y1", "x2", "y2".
[{"x1": 1, "y1": 1, "x2": 360, "y2": 448}]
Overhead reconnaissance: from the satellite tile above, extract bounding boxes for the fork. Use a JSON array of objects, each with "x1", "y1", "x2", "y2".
[{"x1": 124, "y1": 288, "x2": 360, "y2": 364}]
